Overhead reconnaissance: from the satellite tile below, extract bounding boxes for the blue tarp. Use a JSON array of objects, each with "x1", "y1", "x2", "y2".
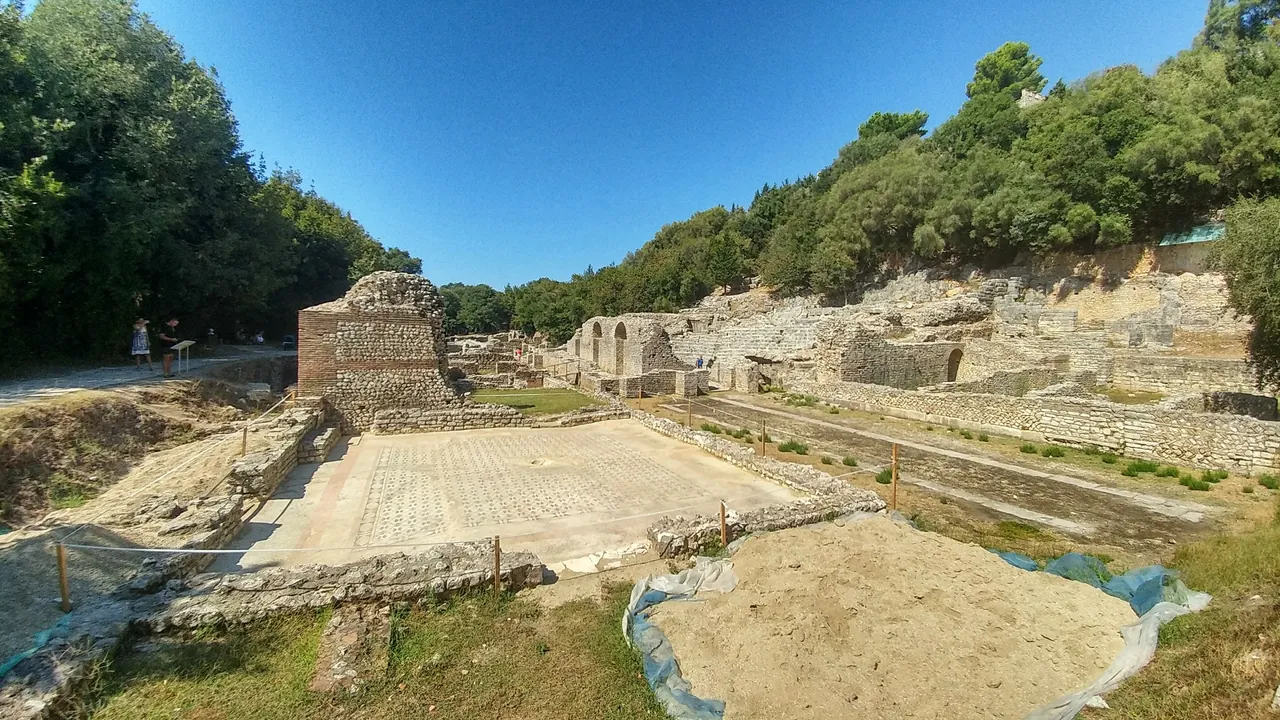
[{"x1": 997, "y1": 550, "x2": 1185, "y2": 617}]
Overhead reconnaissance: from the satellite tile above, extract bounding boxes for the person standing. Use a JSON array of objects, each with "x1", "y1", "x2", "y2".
[
  {"x1": 156, "y1": 317, "x2": 181, "y2": 377},
  {"x1": 130, "y1": 319, "x2": 153, "y2": 372}
]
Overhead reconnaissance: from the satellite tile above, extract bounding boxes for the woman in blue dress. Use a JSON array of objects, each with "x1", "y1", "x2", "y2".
[{"x1": 131, "y1": 318, "x2": 154, "y2": 372}]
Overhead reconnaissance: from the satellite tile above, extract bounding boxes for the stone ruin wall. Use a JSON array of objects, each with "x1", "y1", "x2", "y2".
[
  {"x1": 298, "y1": 272, "x2": 463, "y2": 432},
  {"x1": 791, "y1": 378, "x2": 1280, "y2": 474}
]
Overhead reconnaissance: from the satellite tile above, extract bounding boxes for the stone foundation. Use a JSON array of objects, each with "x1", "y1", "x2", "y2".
[
  {"x1": 793, "y1": 378, "x2": 1280, "y2": 473},
  {"x1": 227, "y1": 408, "x2": 321, "y2": 496}
]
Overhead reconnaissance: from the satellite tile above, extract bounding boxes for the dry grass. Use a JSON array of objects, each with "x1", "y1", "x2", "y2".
[
  {"x1": 1091, "y1": 500, "x2": 1280, "y2": 719},
  {"x1": 88, "y1": 584, "x2": 668, "y2": 720}
]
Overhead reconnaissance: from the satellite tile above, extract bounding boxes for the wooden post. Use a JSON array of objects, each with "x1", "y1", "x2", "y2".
[
  {"x1": 759, "y1": 419, "x2": 765, "y2": 456},
  {"x1": 891, "y1": 443, "x2": 899, "y2": 511},
  {"x1": 687, "y1": 399, "x2": 693, "y2": 428},
  {"x1": 241, "y1": 427, "x2": 248, "y2": 456},
  {"x1": 493, "y1": 535, "x2": 502, "y2": 596},
  {"x1": 719, "y1": 501, "x2": 727, "y2": 547},
  {"x1": 56, "y1": 543, "x2": 71, "y2": 613}
]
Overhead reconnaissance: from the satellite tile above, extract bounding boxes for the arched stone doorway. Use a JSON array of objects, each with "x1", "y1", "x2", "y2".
[
  {"x1": 591, "y1": 322, "x2": 602, "y2": 364},
  {"x1": 947, "y1": 348, "x2": 963, "y2": 382},
  {"x1": 614, "y1": 322, "x2": 628, "y2": 374}
]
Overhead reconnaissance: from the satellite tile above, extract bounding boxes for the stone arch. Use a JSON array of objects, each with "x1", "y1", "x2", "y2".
[
  {"x1": 591, "y1": 321, "x2": 602, "y2": 364},
  {"x1": 614, "y1": 322, "x2": 628, "y2": 374},
  {"x1": 947, "y1": 348, "x2": 963, "y2": 382}
]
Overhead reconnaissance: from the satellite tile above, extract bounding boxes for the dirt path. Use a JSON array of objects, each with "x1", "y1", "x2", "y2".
[
  {"x1": 0, "y1": 348, "x2": 294, "y2": 408},
  {"x1": 686, "y1": 395, "x2": 1212, "y2": 555},
  {"x1": 650, "y1": 516, "x2": 1137, "y2": 720}
]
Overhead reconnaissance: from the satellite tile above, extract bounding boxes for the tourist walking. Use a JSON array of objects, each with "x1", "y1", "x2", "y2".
[
  {"x1": 156, "y1": 317, "x2": 181, "y2": 377},
  {"x1": 130, "y1": 319, "x2": 153, "y2": 372}
]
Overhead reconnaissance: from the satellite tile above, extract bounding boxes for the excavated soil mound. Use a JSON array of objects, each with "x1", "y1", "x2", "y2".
[{"x1": 649, "y1": 516, "x2": 1136, "y2": 719}]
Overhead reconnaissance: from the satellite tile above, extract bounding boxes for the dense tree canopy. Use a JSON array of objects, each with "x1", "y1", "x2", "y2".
[
  {"x1": 0, "y1": 0, "x2": 417, "y2": 362},
  {"x1": 471, "y1": 1, "x2": 1280, "y2": 345},
  {"x1": 1212, "y1": 198, "x2": 1280, "y2": 387}
]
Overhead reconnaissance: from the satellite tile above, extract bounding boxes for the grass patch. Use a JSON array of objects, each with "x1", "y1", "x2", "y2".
[
  {"x1": 49, "y1": 472, "x2": 91, "y2": 509},
  {"x1": 978, "y1": 433, "x2": 989, "y2": 442},
  {"x1": 1179, "y1": 475, "x2": 1214, "y2": 491},
  {"x1": 1242, "y1": 485, "x2": 1255, "y2": 494},
  {"x1": 90, "y1": 587, "x2": 667, "y2": 720},
  {"x1": 959, "y1": 429, "x2": 973, "y2": 439},
  {"x1": 1100, "y1": 453, "x2": 1118, "y2": 464},
  {"x1": 1258, "y1": 474, "x2": 1279, "y2": 490},
  {"x1": 827, "y1": 406, "x2": 839, "y2": 414},
  {"x1": 1201, "y1": 469, "x2": 1229, "y2": 483},
  {"x1": 820, "y1": 456, "x2": 834, "y2": 465},
  {"x1": 1155, "y1": 466, "x2": 1181, "y2": 478},
  {"x1": 1125, "y1": 460, "x2": 1160, "y2": 474},
  {"x1": 777, "y1": 440, "x2": 809, "y2": 455},
  {"x1": 1020, "y1": 443, "x2": 1038, "y2": 454},
  {"x1": 699, "y1": 422, "x2": 723, "y2": 434},
  {"x1": 841, "y1": 456, "x2": 858, "y2": 467},
  {"x1": 1040, "y1": 445, "x2": 1065, "y2": 458},
  {"x1": 993, "y1": 520, "x2": 1053, "y2": 541},
  {"x1": 875, "y1": 468, "x2": 893, "y2": 484},
  {"x1": 473, "y1": 388, "x2": 601, "y2": 415},
  {"x1": 1100, "y1": 503, "x2": 1280, "y2": 719}
]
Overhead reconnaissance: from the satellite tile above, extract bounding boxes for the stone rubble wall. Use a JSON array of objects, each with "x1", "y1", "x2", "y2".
[
  {"x1": 1107, "y1": 353, "x2": 1256, "y2": 395},
  {"x1": 371, "y1": 404, "x2": 534, "y2": 433},
  {"x1": 0, "y1": 544, "x2": 545, "y2": 720},
  {"x1": 297, "y1": 425, "x2": 340, "y2": 464},
  {"x1": 630, "y1": 409, "x2": 886, "y2": 557},
  {"x1": 792, "y1": 378, "x2": 1280, "y2": 473},
  {"x1": 227, "y1": 407, "x2": 322, "y2": 496},
  {"x1": 1202, "y1": 391, "x2": 1279, "y2": 421},
  {"x1": 920, "y1": 366, "x2": 1066, "y2": 397},
  {"x1": 298, "y1": 272, "x2": 463, "y2": 432}
]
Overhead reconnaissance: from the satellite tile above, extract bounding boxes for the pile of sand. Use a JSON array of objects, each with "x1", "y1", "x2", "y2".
[{"x1": 649, "y1": 516, "x2": 1136, "y2": 719}]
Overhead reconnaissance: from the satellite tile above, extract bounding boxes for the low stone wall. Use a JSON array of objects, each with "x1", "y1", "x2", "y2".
[
  {"x1": 227, "y1": 408, "x2": 322, "y2": 496},
  {"x1": 298, "y1": 425, "x2": 340, "y2": 463},
  {"x1": 631, "y1": 410, "x2": 886, "y2": 557},
  {"x1": 921, "y1": 366, "x2": 1063, "y2": 397},
  {"x1": 0, "y1": 544, "x2": 545, "y2": 720},
  {"x1": 1203, "y1": 391, "x2": 1278, "y2": 421},
  {"x1": 371, "y1": 404, "x2": 533, "y2": 433},
  {"x1": 1108, "y1": 352, "x2": 1256, "y2": 394},
  {"x1": 793, "y1": 378, "x2": 1280, "y2": 473}
]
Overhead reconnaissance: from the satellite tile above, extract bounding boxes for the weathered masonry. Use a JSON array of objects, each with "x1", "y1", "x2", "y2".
[{"x1": 298, "y1": 271, "x2": 463, "y2": 431}]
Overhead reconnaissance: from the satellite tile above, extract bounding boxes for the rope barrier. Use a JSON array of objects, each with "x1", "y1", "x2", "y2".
[{"x1": 55, "y1": 394, "x2": 292, "y2": 544}]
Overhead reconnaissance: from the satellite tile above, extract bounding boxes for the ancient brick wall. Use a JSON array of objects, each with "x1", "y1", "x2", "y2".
[
  {"x1": 1107, "y1": 353, "x2": 1256, "y2": 395},
  {"x1": 298, "y1": 272, "x2": 462, "y2": 432}
]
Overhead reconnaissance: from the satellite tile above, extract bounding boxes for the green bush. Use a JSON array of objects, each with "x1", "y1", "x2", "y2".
[
  {"x1": 1243, "y1": 485, "x2": 1255, "y2": 494},
  {"x1": 1082, "y1": 446, "x2": 1100, "y2": 456},
  {"x1": 1041, "y1": 445, "x2": 1065, "y2": 458},
  {"x1": 978, "y1": 433, "x2": 989, "y2": 442},
  {"x1": 699, "y1": 422, "x2": 723, "y2": 434},
  {"x1": 925, "y1": 425, "x2": 934, "y2": 431},
  {"x1": 821, "y1": 456, "x2": 834, "y2": 465},
  {"x1": 875, "y1": 469, "x2": 893, "y2": 484},
  {"x1": 1179, "y1": 475, "x2": 1213, "y2": 491},
  {"x1": 959, "y1": 429, "x2": 973, "y2": 439},
  {"x1": 827, "y1": 406, "x2": 840, "y2": 414},
  {"x1": 1020, "y1": 443, "x2": 1038, "y2": 454},
  {"x1": 1201, "y1": 469, "x2": 1229, "y2": 483},
  {"x1": 1258, "y1": 474, "x2": 1279, "y2": 490},
  {"x1": 1100, "y1": 453, "x2": 1118, "y2": 464},
  {"x1": 1155, "y1": 466, "x2": 1181, "y2": 478},
  {"x1": 778, "y1": 440, "x2": 809, "y2": 455},
  {"x1": 1122, "y1": 467, "x2": 1140, "y2": 477},
  {"x1": 842, "y1": 456, "x2": 858, "y2": 467},
  {"x1": 1128, "y1": 460, "x2": 1160, "y2": 473}
]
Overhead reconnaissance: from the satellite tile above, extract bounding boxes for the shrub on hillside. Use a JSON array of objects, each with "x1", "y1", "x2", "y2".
[
  {"x1": 1020, "y1": 443, "x2": 1038, "y2": 454},
  {"x1": 875, "y1": 469, "x2": 893, "y2": 484},
  {"x1": 1041, "y1": 445, "x2": 1065, "y2": 458},
  {"x1": 1258, "y1": 474, "x2": 1279, "y2": 490},
  {"x1": 842, "y1": 456, "x2": 858, "y2": 467},
  {"x1": 778, "y1": 440, "x2": 809, "y2": 455}
]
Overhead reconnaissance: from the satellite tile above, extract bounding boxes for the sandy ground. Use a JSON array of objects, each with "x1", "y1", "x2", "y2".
[{"x1": 649, "y1": 516, "x2": 1137, "y2": 720}]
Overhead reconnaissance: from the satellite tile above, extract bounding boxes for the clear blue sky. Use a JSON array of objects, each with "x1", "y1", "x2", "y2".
[{"x1": 136, "y1": 0, "x2": 1208, "y2": 288}]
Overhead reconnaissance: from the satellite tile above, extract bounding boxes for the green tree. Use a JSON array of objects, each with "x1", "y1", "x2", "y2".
[
  {"x1": 1211, "y1": 197, "x2": 1280, "y2": 387},
  {"x1": 858, "y1": 111, "x2": 929, "y2": 140},
  {"x1": 966, "y1": 41, "x2": 1046, "y2": 99}
]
